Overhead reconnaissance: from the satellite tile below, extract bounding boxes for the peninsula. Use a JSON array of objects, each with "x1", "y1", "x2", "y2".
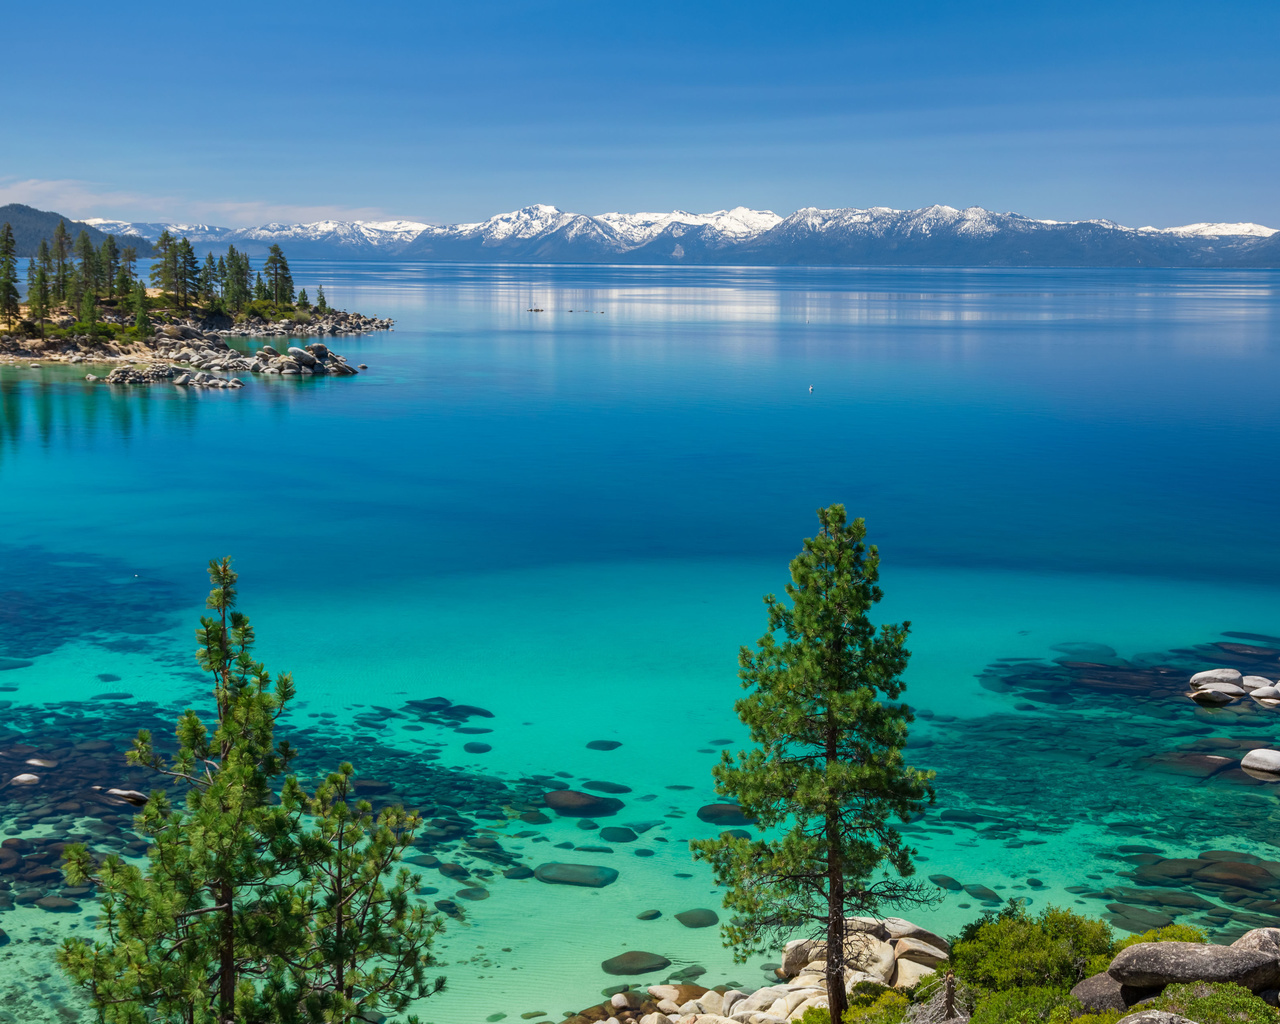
[{"x1": 0, "y1": 220, "x2": 391, "y2": 387}]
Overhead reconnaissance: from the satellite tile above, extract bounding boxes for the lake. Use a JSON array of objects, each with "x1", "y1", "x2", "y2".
[{"x1": 2, "y1": 263, "x2": 1280, "y2": 1023}]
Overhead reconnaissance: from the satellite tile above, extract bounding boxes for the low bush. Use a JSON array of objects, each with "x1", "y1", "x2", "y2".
[
  {"x1": 1114, "y1": 923, "x2": 1207, "y2": 952},
  {"x1": 950, "y1": 900, "x2": 1114, "y2": 991},
  {"x1": 795, "y1": 988, "x2": 910, "y2": 1024},
  {"x1": 1154, "y1": 981, "x2": 1279, "y2": 1024},
  {"x1": 845, "y1": 989, "x2": 909, "y2": 1023},
  {"x1": 970, "y1": 986, "x2": 1079, "y2": 1024}
]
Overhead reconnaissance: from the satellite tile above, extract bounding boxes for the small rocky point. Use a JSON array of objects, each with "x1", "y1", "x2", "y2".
[{"x1": 1, "y1": 309, "x2": 389, "y2": 388}]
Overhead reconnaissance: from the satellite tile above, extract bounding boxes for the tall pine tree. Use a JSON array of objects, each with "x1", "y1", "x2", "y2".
[
  {"x1": 150, "y1": 230, "x2": 176, "y2": 299},
  {"x1": 691, "y1": 506, "x2": 936, "y2": 1024},
  {"x1": 263, "y1": 245, "x2": 294, "y2": 306},
  {"x1": 58, "y1": 559, "x2": 444, "y2": 1024},
  {"x1": 0, "y1": 223, "x2": 19, "y2": 328},
  {"x1": 100, "y1": 234, "x2": 121, "y2": 299},
  {"x1": 52, "y1": 219, "x2": 72, "y2": 303}
]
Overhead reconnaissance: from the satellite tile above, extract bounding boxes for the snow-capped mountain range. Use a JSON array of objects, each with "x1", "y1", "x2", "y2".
[{"x1": 83, "y1": 204, "x2": 1280, "y2": 267}]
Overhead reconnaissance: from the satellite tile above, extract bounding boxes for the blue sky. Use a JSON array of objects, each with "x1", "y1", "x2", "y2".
[{"x1": 3, "y1": 0, "x2": 1278, "y2": 226}]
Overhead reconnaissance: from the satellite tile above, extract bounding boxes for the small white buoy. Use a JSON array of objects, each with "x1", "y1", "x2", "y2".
[{"x1": 808, "y1": 385, "x2": 813, "y2": 393}]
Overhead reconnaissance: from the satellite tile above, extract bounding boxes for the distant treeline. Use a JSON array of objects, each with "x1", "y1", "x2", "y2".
[
  {"x1": 148, "y1": 231, "x2": 318, "y2": 313},
  {"x1": 0, "y1": 216, "x2": 326, "y2": 335}
]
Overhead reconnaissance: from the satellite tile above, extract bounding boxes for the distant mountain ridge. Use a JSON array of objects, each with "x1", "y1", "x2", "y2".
[
  {"x1": 0, "y1": 203, "x2": 154, "y2": 257},
  {"x1": 82, "y1": 203, "x2": 1280, "y2": 267}
]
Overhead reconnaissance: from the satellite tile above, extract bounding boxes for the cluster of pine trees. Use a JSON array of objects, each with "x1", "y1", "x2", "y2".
[
  {"x1": 148, "y1": 233, "x2": 325, "y2": 314},
  {"x1": 0, "y1": 219, "x2": 138, "y2": 331},
  {"x1": 0, "y1": 217, "x2": 331, "y2": 338}
]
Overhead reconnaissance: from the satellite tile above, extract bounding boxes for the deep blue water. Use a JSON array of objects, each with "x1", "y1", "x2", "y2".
[{"x1": 3, "y1": 264, "x2": 1280, "y2": 1021}]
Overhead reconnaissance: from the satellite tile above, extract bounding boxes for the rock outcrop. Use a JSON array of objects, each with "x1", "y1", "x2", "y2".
[{"x1": 1108, "y1": 940, "x2": 1280, "y2": 992}]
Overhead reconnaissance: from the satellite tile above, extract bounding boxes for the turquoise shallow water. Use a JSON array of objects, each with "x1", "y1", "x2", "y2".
[{"x1": 3, "y1": 264, "x2": 1280, "y2": 1022}]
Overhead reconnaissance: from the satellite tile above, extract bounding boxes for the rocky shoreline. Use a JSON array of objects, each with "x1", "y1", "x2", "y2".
[{"x1": 0, "y1": 308, "x2": 390, "y2": 388}]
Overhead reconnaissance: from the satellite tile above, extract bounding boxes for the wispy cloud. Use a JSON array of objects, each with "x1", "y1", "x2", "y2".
[{"x1": 0, "y1": 178, "x2": 402, "y2": 227}]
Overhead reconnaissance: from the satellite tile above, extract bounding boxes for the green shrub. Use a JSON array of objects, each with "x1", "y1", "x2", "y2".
[
  {"x1": 1071, "y1": 1012, "x2": 1126, "y2": 1024},
  {"x1": 794, "y1": 989, "x2": 909, "y2": 1024},
  {"x1": 970, "y1": 986, "x2": 1079, "y2": 1024},
  {"x1": 950, "y1": 901, "x2": 1113, "y2": 991},
  {"x1": 1152, "y1": 981, "x2": 1279, "y2": 1024},
  {"x1": 847, "y1": 981, "x2": 891, "y2": 1008},
  {"x1": 845, "y1": 990, "x2": 908, "y2": 1024},
  {"x1": 1113, "y1": 923, "x2": 1207, "y2": 952}
]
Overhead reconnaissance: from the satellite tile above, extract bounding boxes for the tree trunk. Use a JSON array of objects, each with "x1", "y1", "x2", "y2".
[
  {"x1": 219, "y1": 878, "x2": 236, "y2": 1023},
  {"x1": 826, "y1": 862, "x2": 847, "y2": 1023},
  {"x1": 825, "y1": 669, "x2": 847, "y2": 1023}
]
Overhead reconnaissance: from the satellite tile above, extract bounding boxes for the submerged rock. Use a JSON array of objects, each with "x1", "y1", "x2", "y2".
[
  {"x1": 601, "y1": 950, "x2": 671, "y2": 976},
  {"x1": 544, "y1": 790, "x2": 624, "y2": 817},
  {"x1": 675, "y1": 908, "x2": 719, "y2": 928},
  {"x1": 533, "y1": 862, "x2": 619, "y2": 887},
  {"x1": 696, "y1": 802, "x2": 753, "y2": 826}
]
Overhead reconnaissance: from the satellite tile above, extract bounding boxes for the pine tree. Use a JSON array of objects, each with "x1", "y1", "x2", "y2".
[
  {"x1": 73, "y1": 229, "x2": 99, "y2": 302},
  {"x1": 133, "y1": 281, "x2": 150, "y2": 333},
  {"x1": 29, "y1": 241, "x2": 52, "y2": 338},
  {"x1": 117, "y1": 245, "x2": 138, "y2": 297},
  {"x1": 79, "y1": 287, "x2": 97, "y2": 326},
  {"x1": 263, "y1": 245, "x2": 294, "y2": 306},
  {"x1": 296, "y1": 288, "x2": 309, "y2": 310},
  {"x1": 223, "y1": 247, "x2": 252, "y2": 313},
  {"x1": 100, "y1": 234, "x2": 120, "y2": 299},
  {"x1": 0, "y1": 223, "x2": 19, "y2": 328},
  {"x1": 58, "y1": 559, "x2": 445, "y2": 1024},
  {"x1": 283, "y1": 765, "x2": 445, "y2": 1021},
  {"x1": 177, "y1": 237, "x2": 200, "y2": 309},
  {"x1": 254, "y1": 272, "x2": 268, "y2": 302},
  {"x1": 150, "y1": 230, "x2": 176, "y2": 299},
  {"x1": 200, "y1": 252, "x2": 218, "y2": 304},
  {"x1": 691, "y1": 506, "x2": 936, "y2": 1024},
  {"x1": 316, "y1": 285, "x2": 327, "y2": 314},
  {"x1": 52, "y1": 219, "x2": 72, "y2": 303}
]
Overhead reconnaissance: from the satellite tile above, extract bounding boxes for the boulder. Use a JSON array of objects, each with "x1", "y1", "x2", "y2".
[
  {"x1": 882, "y1": 917, "x2": 951, "y2": 953},
  {"x1": 1241, "y1": 749, "x2": 1280, "y2": 775},
  {"x1": 696, "y1": 803, "x2": 754, "y2": 826},
  {"x1": 1115, "y1": 1014, "x2": 1196, "y2": 1024},
  {"x1": 287, "y1": 346, "x2": 317, "y2": 367},
  {"x1": 893, "y1": 959, "x2": 936, "y2": 989},
  {"x1": 1243, "y1": 676, "x2": 1274, "y2": 690},
  {"x1": 894, "y1": 937, "x2": 949, "y2": 968},
  {"x1": 783, "y1": 939, "x2": 826, "y2": 976},
  {"x1": 1191, "y1": 860, "x2": 1276, "y2": 890},
  {"x1": 35, "y1": 896, "x2": 79, "y2": 912},
  {"x1": 675, "y1": 908, "x2": 720, "y2": 928},
  {"x1": 845, "y1": 931, "x2": 897, "y2": 983},
  {"x1": 533, "y1": 862, "x2": 619, "y2": 887},
  {"x1": 545, "y1": 790, "x2": 624, "y2": 817},
  {"x1": 602, "y1": 951, "x2": 671, "y2": 976},
  {"x1": 1251, "y1": 687, "x2": 1280, "y2": 701},
  {"x1": 1191, "y1": 669, "x2": 1244, "y2": 687},
  {"x1": 1070, "y1": 972, "x2": 1162, "y2": 1013},
  {"x1": 1199, "y1": 682, "x2": 1247, "y2": 697},
  {"x1": 1190, "y1": 688, "x2": 1237, "y2": 705},
  {"x1": 846, "y1": 916, "x2": 892, "y2": 941},
  {"x1": 1108, "y1": 940, "x2": 1280, "y2": 991},
  {"x1": 1233, "y1": 928, "x2": 1280, "y2": 957}
]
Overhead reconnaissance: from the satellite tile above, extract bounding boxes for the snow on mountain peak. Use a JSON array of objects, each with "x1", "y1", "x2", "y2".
[
  {"x1": 71, "y1": 203, "x2": 1279, "y2": 265},
  {"x1": 1145, "y1": 222, "x2": 1278, "y2": 238}
]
